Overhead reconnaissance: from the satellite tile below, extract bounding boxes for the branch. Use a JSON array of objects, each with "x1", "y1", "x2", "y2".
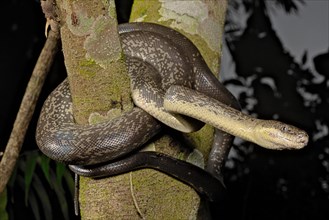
[{"x1": 0, "y1": 30, "x2": 59, "y2": 193}]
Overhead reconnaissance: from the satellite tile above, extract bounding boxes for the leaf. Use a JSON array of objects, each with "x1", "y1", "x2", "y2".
[
  {"x1": 39, "y1": 154, "x2": 51, "y2": 185},
  {"x1": 224, "y1": 79, "x2": 244, "y2": 86},
  {"x1": 28, "y1": 188, "x2": 41, "y2": 220},
  {"x1": 301, "y1": 50, "x2": 308, "y2": 65},
  {"x1": 0, "y1": 189, "x2": 9, "y2": 220},
  {"x1": 32, "y1": 174, "x2": 53, "y2": 220},
  {"x1": 56, "y1": 162, "x2": 66, "y2": 186},
  {"x1": 24, "y1": 152, "x2": 38, "y2": 206},
  {"x1": 7, "y1": 162, "x2": 18, "y2": 204},
  {"x1": 273, "y1": 0, "x2": 305, "y2": 13},
  {"x1": 50, "y1": 168, "x2": 70, "y2": 220},
  {"x1": 7, "y1": 163, "x2": 18, "y2": 188},
  {"x1": 63, "y1": 171, "x2": 75, "y2": 199},
  {"x1": 16, "y1": 174, "x2": 41, "y2": 220}
]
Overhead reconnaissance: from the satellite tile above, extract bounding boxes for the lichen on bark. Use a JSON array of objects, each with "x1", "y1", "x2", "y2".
[{"x1": 56, "y1": 0, "x2": 135, "y2": 218}]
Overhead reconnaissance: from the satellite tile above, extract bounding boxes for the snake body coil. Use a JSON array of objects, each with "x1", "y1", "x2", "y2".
[
  {"x1": 36, "y1": 23, "x2": 237, "y2": 200},
  {"x1": 36, "y1": 23, "x2": 308, "y2": 202}
]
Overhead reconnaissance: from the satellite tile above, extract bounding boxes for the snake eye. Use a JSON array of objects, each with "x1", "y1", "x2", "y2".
[{"x1": 281, "y1": 126, "x2": 291, "y2": 133}]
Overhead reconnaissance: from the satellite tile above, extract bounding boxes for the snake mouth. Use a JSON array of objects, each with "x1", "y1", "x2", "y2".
[
  {"x1": 262, "y1": 124, "x2": 309, "y2": 150},
  {"x1": 295, "y1": 133, "x2": 309, "y2": 147},
  {"x1": 276, "y1": 131, "x2": 309, "y2": 149}
]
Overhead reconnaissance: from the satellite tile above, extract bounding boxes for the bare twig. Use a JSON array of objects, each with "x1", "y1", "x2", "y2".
[
  {"x1": 129, "y1": 172, "x2": 144, "y2": 219},
  {"x1": 0, "y1": 30, "x2": 59, "y2": 193}
]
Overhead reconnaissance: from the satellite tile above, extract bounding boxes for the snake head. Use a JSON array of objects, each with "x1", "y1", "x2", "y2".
[{"x1": 254, "y1": 120, "x2": 309, "y2": 150}]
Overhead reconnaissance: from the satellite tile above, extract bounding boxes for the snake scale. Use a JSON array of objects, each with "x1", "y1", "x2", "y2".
[{"x1": 36, "y1": 22, "x2": 308, "y2": 202}]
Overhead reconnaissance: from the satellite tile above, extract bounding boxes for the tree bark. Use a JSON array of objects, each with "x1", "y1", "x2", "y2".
[{"x1": 56, "y1": 0, "x2": 227, "y2": 219}]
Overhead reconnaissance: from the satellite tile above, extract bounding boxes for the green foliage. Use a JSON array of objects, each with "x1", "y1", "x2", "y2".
[
  {"x1": 6, "y1": 150, "x2": 74, "y2": 220},
  {"x1": 0, "y1": 189, "x2": 9, "y2": 220}
]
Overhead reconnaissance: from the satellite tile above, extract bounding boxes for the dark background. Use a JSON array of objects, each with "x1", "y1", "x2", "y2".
[{"x1": 0, "y1": 0, "x2": 328, "y2": 219}]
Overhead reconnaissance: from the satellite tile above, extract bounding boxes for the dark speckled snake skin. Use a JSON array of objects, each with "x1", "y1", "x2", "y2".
[
  {"x1": 36, "y1": 23, "x2": 309, "y2": 203},
  {"x1": 35, "y1": 22, "x2": 242, "y2": 201}
]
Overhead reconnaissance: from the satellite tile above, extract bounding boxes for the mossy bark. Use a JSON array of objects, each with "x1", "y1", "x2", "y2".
[
  {"x1": 56, "y1": 0, "x2": 134, "y2": 219},
  {"x1": 56, "y1": 0, "x2": 227, "y2": 219}
]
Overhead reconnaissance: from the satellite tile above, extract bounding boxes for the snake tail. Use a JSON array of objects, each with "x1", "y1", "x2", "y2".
[{"x1": 69, "y1": 152, "x2": 224, "y2": 202}]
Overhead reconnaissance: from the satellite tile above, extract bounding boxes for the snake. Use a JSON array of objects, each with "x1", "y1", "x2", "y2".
[{"x1": 36, "y1": 22, "x2": 309, "y2": 202}]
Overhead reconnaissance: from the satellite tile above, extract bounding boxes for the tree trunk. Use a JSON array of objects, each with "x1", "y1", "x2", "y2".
[{"x1": 56, "y1": 0, "x2": 227, "y2": 219}]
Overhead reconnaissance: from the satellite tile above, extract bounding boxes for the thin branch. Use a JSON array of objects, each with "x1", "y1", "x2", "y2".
[
  {"x1": 129, "y1": 172, "x2": 144, "y2": 219},
  {"x1": 0, "y1": 30, "x2": 59, "y2": 193}
]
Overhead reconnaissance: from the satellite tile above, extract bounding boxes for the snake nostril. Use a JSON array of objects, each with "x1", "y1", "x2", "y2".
[{"x1": 298, "y1": 134, "x2": 308, "y2": 144}]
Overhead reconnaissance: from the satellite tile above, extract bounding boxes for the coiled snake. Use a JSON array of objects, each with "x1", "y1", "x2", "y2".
[{"x1": 36, "y1": 23, "x2": 308, "y2": 201}]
